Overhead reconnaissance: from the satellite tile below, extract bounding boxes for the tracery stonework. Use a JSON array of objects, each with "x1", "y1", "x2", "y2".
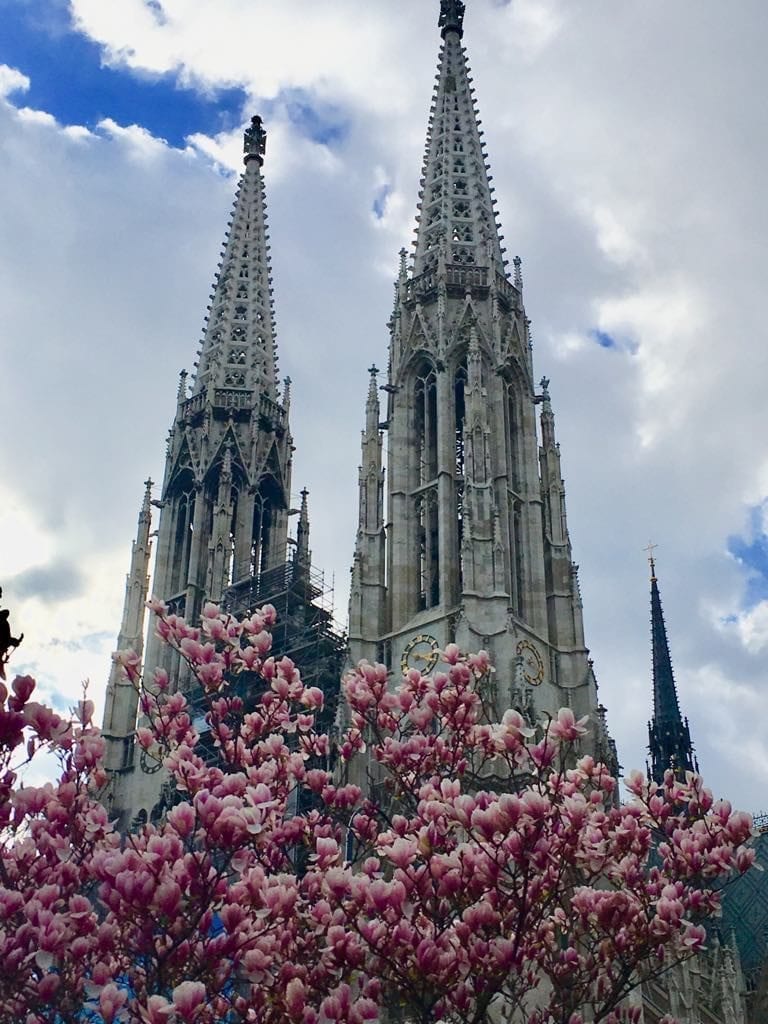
[
  {"x1": 102, "y1": 117, "x2": 295, "y2": 827},
  {"x1": 347, "y1": 5, "x2": 616, "y2": 773}
]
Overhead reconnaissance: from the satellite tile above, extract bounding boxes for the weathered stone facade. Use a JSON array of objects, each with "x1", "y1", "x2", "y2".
[
  {"x1": 103, "y1": 117, "x2": 296, "y2": 826},
  {"x1": 348, "y1": 2, "x2": 614, "y2": 768}
]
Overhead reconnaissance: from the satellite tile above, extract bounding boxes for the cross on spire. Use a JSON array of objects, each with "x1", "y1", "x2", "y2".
[
  {"x1": 644, "y1": 540, "x2": 658, "y2": 579},
  {"x1": 439, "y1": 0, "x2": 466, "y2": 39}
]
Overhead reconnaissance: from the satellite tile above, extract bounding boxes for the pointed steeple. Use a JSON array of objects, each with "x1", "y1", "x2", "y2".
[
  {"x1": 103, "y1": 115, "x2": 309, "y2": 828},
  {"x1": 537, "y1": 379, "x2": 584, "y2": 650},
  {"x1": 102, "y1": 479, "x2": 154, "y2": 773},
  {"x1": 142, "y1": 112, "x2": 294, "y2": 684},
  {"x1": 295, "y1": 487, "x2": 311, "y2": 570},
  {"x1": 349, "y1": 365, "x2": 386, "y2": 653},
  {"x1": 348, "y1": 1, "x2": 608, "y2": 770},
  {"x1": 412, "y1": 3, "x2": 505, "y2": 278},
  {"x1": 194, "y1": 115, "x2": 279, "y2": 401},
  {"x1": 646, "y1": 549, "x2": 698, "y2": 784}
]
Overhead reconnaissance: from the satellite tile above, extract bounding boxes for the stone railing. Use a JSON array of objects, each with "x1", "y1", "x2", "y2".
[
  {"x1": 214, "y1": 387, "x2": 254, "y2": 410},
  {"x1": 180, "y1": 393, "x2": 205, "y2": 418},
  {"x1": 180, "y1": 386, "x2": 285, "y2": 428}
]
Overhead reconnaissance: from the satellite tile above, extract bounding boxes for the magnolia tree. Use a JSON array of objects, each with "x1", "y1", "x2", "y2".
[{"x1": 0, "y1": 600, "x2": 756, "y2": 1024}]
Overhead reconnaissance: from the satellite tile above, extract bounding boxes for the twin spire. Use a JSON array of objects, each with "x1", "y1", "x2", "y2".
[
  {"x1": 413, "y1": 0, "x2": 505, "y2": 279},
  {"x1": 192, "y1": 115, "x2": 279, "y2": 402}
]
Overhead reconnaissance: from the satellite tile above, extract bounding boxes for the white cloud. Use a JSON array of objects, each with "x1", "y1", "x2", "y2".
[
  {"x1": 0, "y1": 63, "x2": 30, "y2": 98},
  {"x1": 97, "y1": 117, "x2": 171, "y2": 157},
  {"x1": 726, "y1": 601, "x2": 768, "y2": 655},
  {"x1": 3, "y1": 0, "x2": 768, "y2": 812},
  {"x1": 505, "y1": 0, "x2": 566, "y2": 57}
]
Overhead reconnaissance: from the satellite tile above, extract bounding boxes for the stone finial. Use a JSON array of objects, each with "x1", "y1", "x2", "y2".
[
  {"x1": 513, "y1": 255, "x2": 523, "y2": 290},
  {"x1": 296, "y1": 488, "x2": 311, "y2": 567},
  {"x1": 244, "y1": 115, "x2": 267, "y2": 165},
  {"x1": 176, "y1": 370, "x2": 188, "y2": 403},
  {"x1": 539, "y1": 376, "x2": 550, "y2": 401},
  {"x1": 439, "y1": 0, "x2": 466, "y2": 39},
  {"x1": 140, "y1": 478, "x2": 153, "y2": 519},
  {"x1": 398, "y1": 247, "x2": 408, "y2": 281}
]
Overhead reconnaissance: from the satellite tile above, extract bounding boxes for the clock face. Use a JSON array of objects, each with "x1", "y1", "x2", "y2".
[
  {"x1": 516, "y1": 639, "x2": 544, "y2": 686},
  {"x1": 139, "y1": 748, "x2": 162, "y2": 774},
  {"x1": 400, "y1": 634, "x2": 440, "y2": 675}
]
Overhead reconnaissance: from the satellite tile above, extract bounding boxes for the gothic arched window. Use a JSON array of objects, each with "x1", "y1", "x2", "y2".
[
  {"x1": 170, "y1": 475, "x2": 195, "y2": 597},
  {"x1": 416, "y1": 489, "x2": 440, "y2": 611},
  {"x1": 454, "y1": 358, "x2": 468, "y2": 590},
  {"x1": 505, "y1": 380, "x2": 523, "y2": 495},
  {"x1": 414, "y1": 362, "x2": 438, "y2": 485},
  {"x1": 413, "y1": 360, "x2": 440, "y2": 611},
  {"x1": 505, "y1": 378, "x2": 526, "y2": 617},
  {"x1": 251, "y1": 479, "x2": 280, "y2": 577}
]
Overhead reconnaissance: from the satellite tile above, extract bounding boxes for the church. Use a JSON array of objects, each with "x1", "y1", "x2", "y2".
[
  {"x1": 101, "y1": 0, "x2": 616, "y2": 827},
  {"x1": 99, "y1": 3, "x2": 754, "y2": 1020}
]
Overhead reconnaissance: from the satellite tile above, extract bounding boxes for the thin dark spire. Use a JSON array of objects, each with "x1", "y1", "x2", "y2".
[{"x1": 646, "y1": 551, "x2": 698, "y2": 784}]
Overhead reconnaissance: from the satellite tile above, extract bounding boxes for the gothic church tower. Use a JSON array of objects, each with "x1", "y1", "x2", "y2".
[
  {"x1": 349, "y1": 1, "x2": 612, "y2": 745},
  {"x1": 103, "y1": 117, "x2": 295, "y2": 824}
]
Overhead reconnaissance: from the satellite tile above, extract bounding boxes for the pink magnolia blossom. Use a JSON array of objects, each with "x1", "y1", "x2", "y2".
[{"x1": 0, "y1": 598, "x2": 756, "y2": 1024}]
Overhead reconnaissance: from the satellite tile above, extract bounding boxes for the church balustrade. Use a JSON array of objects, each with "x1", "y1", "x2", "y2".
[
  {"x1": 213, "y1": 387, "x2": 254, "y2": 409},
  {"x1": 258, "y1": 393, "x2": 286, "y2": 432},
  {"x1": 446, "y1": 263, "x2": 487, "y2": 289},
  {"x1": 405, "y1": 263, "x2": 491, "y2": 306},
  {"x1": 181, "y1": 393, "x2": 205, "y2": 418},
  {"x1": 494, "y1": 271, "x2": 520, "y2": 308}
]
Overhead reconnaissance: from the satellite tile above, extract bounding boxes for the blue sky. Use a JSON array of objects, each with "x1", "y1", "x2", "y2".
[
  {"x1": 728, "y1": 505, "x2": 768, "y2": 609},
  {"x1": 0, "y1": 0, "x2": 247, "y2": 143}
]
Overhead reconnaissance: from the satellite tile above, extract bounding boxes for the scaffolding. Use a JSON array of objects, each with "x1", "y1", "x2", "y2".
[
  {"x1": 186, "y1": 558, "x2": 346, "y2": 767},
  {"x1": 223, "y1": 558, "x2": 345, "y2": 729}
]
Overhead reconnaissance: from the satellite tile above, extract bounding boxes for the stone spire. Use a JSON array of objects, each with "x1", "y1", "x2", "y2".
[
  {"x1": 646, "y1": 551, "x2": 698, "y2": 783},
  {"x1": 144, "y1": 113, "x2": 293, "y2": 649},
  {"x1": 194, "y1": 115, "x2": 279, "y2": 401},
  {"x1": 105, "y1": 116, "x2": 295, "y2": 826},
  {"x1": 295, "y1": 487, "x2": 311, "y2": 570},
  {"x1": 102, "y1": 479, "x2": 153, "y2": 776},
  {"x1": 349, "y1": 365, "x2": 386, "y2": 655},
  {"x1": 538, "y1": 379, "x2": 584, "y2": 649},
  {"x1": 348, "y1": 1, "x2": 607, "y2": 752},
  {"x1": 412, "y1": 3, "x2": 505, "y2": 279}
]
